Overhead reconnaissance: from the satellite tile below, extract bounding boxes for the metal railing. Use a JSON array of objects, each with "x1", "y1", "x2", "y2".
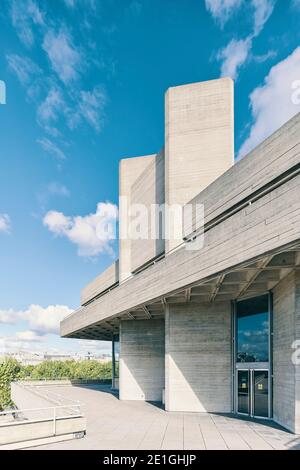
[{"x1": 0, "y1": 404, "x2": 83, "y2": 436}]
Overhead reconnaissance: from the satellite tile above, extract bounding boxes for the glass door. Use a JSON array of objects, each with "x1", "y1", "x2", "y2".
[
  {"x1": 236, "y1": 369, "x2": 269, "y2": 418},
  {"x1": 233, "y1": 294, "x2": 272, "y2": 419},
  {"x1": 237, "y1": 370, "x2": 250, "y2": 414},
  {"x1": 253, "y1": 370, "x2": 269, "y2": 418}
]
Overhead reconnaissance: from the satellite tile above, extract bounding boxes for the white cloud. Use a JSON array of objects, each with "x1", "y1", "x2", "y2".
[
  {"x1": 0, "y1": 214, "x2": 11, "y2": 234},
  {"x1": 11, "y1": 0, "x2": 44, "y2": 48},
  {"x1": 43, "y1": 210, "x2": 70, "y2": 235},
  {"x1": 8, "y1": 9, "x2": 108, "y2": 138},
  {"x1": 36, "y1": 84, "x2": 107, "y2": 134},
  {"x1": 37, "y1": 87, "x2": 64, "y2": 126},
  {"x1": 253, "y1": 49, "x2": 277, "y2": 63},
  {"x1": 204, "y1": 0, "x2": 243, "y2": 26},
  {"x1": 0, "y1": 308, "x2": 19, "y2": 324},
  {"x1": 0, "y1": 304, "x2": 72, "y2": 335},
  {"x1": 43, "y1": 28, "x2": 82, "y2": 84},
  {"x1": 43, "y1": 202, "x2": 118, "y2": 257},
  {"x1": 218, "y1": 38, "x2": 251, "y2": 80},
  {"x1": 37, "y1": 138, "x2": 67, "y2": 160},
  {"x1": 205, "y1": 0, "x2": 275, "y2": 32},
  {"x1": 0, "y1": 335, "x2": 42, "y2": 353},
  {"x1": 25, "y1": 304, "x2": 73, "y2": 335},
  {"x1": 15, "y1": 330, "x2": 45, "y2": 342},
  {"x1": 47, "y1": 182, "x2": 70, "y2": 198},
  {"x1": 7, "y1": 54, "x2": 41, "y2": 85},
  {"x1": 77, "y1": 86, "x2": 107, "y2": 132},
  {"x1": 238, "y1": 47, "x2": 300, "y2": 158},
  {"x1": 212, "y1": 1, "x2": 276, "y2": 80},
  {"x1": 252, "y1": 0, "x2": 275, "y2": 37}
]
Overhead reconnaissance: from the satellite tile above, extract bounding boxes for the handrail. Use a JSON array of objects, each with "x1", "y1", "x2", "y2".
[
  {"x1": 0, "y1": 404, "x2": 83, "y2": 439},
  {"x1": 0, "y1": 404, "x2": 81, "y2": 416}
]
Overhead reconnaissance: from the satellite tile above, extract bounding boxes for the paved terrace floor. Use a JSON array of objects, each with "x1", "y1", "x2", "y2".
[{"x1": 34, "y1": 385, "x2": 300, "y2": 451}]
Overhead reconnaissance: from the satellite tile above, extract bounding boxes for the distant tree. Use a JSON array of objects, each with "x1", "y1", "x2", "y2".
[
  {"x1": 19, "y1": 364, "x2": 35, "y2": 378},
  {"x1": 0, "y1": 358, "x2": 113, "y2": 409},
  {"x1": 0, "y1": 358, "x2": 22, "y2": 410},
  {"x1": 28, "y1": 359, "x2": 112, "y2": 380},
  {"x1": 29, "y1": 360, "x2": 75, "y2": 380},
  {"x1": 73, "y1": 360, "x2": 112, "y2": 380}
]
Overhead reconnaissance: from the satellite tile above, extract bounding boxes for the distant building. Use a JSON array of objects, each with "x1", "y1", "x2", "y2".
[{"x1": 0, "y1": 351, "x2": 111, "y2": 365}]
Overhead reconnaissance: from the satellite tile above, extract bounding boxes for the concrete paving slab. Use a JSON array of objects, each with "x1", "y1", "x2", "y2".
[{"x1": 29, "y1": 385, "x2": 300, "y2": 451}]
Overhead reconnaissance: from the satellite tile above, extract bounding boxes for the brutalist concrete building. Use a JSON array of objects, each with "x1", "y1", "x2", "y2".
[{"x1": 61, "y1": 77, "x2": 300, "y2": 434}]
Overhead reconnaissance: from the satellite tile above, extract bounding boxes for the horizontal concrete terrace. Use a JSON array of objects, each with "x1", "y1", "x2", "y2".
[{"x1": 34, "y1": 384, "x2": 300, "y2": 450}]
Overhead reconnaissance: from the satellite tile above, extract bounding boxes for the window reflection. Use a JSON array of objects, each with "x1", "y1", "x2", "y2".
[{"x1": 236, "y1": 295, "x2": 269, "y2": 363}]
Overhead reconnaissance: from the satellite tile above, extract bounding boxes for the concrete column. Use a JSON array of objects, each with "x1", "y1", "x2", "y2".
[
  {"x1": 119, "y1": 319, "x2": 165, "y2": 402},
  {"x1": 273, "y1": 271, "x2": 300, "y2": 433},
  {"x1": 119, "y1": 156, "x2": 155, "y2": 282},
  {"x1": 165, "y1": 302, "x2": 232, "y2": 413},
  {"x1": 165, "y1": 77, "x2": 234, "y2": 254},
  {"x1": 130, "y1": 150, "x2": 165, "y2": 272}
]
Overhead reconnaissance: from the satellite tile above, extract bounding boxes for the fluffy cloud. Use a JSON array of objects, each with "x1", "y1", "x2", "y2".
[
  {"x1": 204, "y1": 0, "x2": 242, "y2": 26},
  {"x1": 43, "y1": 28, "x2": 82, "y2": 84},
  {"x1": 25, "y1": 304, "x2": 73, "y2": 335},
  {"x1": 37, "y1": 138, "x2": 67, "y2": 160},
  {"x1": 212, "y1": 0, "x2": 276, "y2": 80},
  {"x1": 0, "y1": 308, "x2": 19, "y2": 324},
  {"x1": 15, "y1": 330, "x2": 45, "y2": 342},
  {"x1": 238, "y1": 47, "x2": 300, "y2": 158},
  {"x1": 0, "y1": 214, "x2": 11, "y2": 233},
  {"x1": 0, "y1": 304, "x2": 73, "y2": 335},
  {"x1": 43, "y1": 202, "x2": 118, "y2": 257},
  {"x1": 0, "y1": 335, "x2": 42, "y2": 353},
  {"x1": 218, "y1": 38, "x2": 251, "y2": 80}
]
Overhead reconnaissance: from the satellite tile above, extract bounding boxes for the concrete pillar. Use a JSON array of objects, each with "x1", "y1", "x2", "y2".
[
  {"x1": 119, "y1": 156, "x2": 155, "y2": 282},
  {"x1": 119, "y1": 319, "x2": 165, "y2": 401},
  {"x1": 273, "y1": 271, "x2": 300, "y2": 433},
  {"x1": 165, "y1": 302, "x2": 232, "y2": 412},
  {"x1": 130, "y1": 150, "x2": 165, "y2": 272},
  {"x1": 165, "y1": 77, "x2": 234, "y2": 254}
]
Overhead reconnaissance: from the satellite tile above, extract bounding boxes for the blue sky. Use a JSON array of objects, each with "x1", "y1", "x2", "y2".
[{"x1": 1, "y1": 0, "x2": 300, "y2": 356}]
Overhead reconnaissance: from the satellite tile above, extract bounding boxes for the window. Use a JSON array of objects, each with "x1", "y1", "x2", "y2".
[
  {"x1": 236, "y1": 295, "x2": 269, "y2": 363},
  {"x1": 112, "y1": 334, "x2": 120, "y2": 379}
]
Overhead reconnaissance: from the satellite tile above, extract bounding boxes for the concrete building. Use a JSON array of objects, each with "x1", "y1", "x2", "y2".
[{"x1": 61, "y1": 77, "x2": 300, "y2": 434}]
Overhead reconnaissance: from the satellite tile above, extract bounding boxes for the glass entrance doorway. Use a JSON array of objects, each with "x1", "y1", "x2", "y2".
[
  {"x1": 234, "y1": 294, "x2": 272, "y2": 419},
  {"x1": 237, "y1": 369, "x2": 269, "y2": 418}
]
